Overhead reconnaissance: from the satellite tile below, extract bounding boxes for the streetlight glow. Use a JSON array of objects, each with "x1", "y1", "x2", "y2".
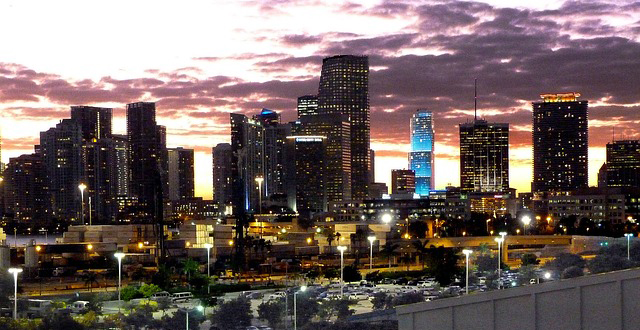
[
  {"x1": 114, "y1": 252, "x2": 125, "y2": 302},
  {"x1": 204, "y1": 243, "x2": 213, "y2": 294},
  {"x1": 294, "y1": 285, "x2": 308, "y2": 330},
  {"x1": 337, "y1": 245, "x2": 347, "y2": 297},
  {"x1": 78, "y1": 183, "x2": 87, "y2": 225},
  {"x1": 8, "y1": 268, "x2": 22, "y2": 320},
  {"x1": 381, "y1": 213, "x2": 392, "y2": 224},
  {"x1": 462, "y1": 249, "x2": 472, "y2": 295},
  {"x1": 368, "y1": 236, "x2": 376, "y2": 271}
]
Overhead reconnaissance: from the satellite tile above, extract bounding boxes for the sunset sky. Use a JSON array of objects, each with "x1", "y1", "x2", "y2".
[{"x1": 1, "y1": 0, "x2": 639, "y2": 199}]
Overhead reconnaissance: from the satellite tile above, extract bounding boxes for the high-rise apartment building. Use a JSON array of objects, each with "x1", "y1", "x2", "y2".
[
  {"x1": 167, "y1": 147, "x2": 195, "y2": 202},
  {"x1": 70, "y1": 106, "x2": 113, "y2": 140},
  {"x1": 409, "y1": 109, "x2": 435, "y2": 195},
  {"x1": 84, "y1": 139, "x2": 117, "y2": 223},
  {"x1": 297, "y1": 95, "x2": 319, "y2": 118},
  {"x1": 254, "y1": 109, "x2": 290, "y2": 197},
  {"x1": 532, "y1": 93, "x2": 588, "y2": 192},
  {"x1": 212, "y1": 143, "x2": 233, "y2": 211},
  {"x1": 113, "y1": 134, "x2": 129, "y2": 196},
  {"x1": 606, "y1": 140, "x2": 640, "y2": 188},
  {"x1": 318, "y1": 55, "x2": 370, "y2": 200},
  {"x1": 369, "y1": 149, "x2": 375, "y2": 183},
  {"x1": 459, "y1": 120, "x2": 509, "y2": 192},
  {"x1": 2, "y1": 153, "x2": 50, "y2": 223},
  {"x1": 298, "y1": 113, "x2": 351, "y2": 203},
  {"x1": 127, "y1": 102, "x2": 166, "y2": 221},
  {"x1": 230, "y1": 113, "x2": 264, "y2": 214},
  {"x1": 391, "y1": 169, "x2": 416, "y2": 194},
  {"x1": 286, "y1": 136, "x2": 327, "y2": 219},
  {"x1": 40, "y1": 119, "x2": 85, "y2": 221}
]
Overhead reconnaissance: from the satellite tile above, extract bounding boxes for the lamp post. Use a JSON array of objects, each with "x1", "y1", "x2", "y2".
[
  {"x1": 337, "y1": 246, "x2": 347, "y2": 297},
  {"x1": 486, "y1": 219, "x2": 491, "y2": 235},
  {"x1": 498, "y1": 232, "x2": 507, "y2": 288},
  {"x1": 78, "y1": 183, "x2": 87, "y2": 225},
  {"x1": 462, "y1": 250, "x2": 472, "y2": 295},
  {"x1": 255, "y1": 176, "x2": 264, "y2": 214},
  {"x1": 521, "y1": 215, "x2": 532, "y2": 235},
  {"x1": 368, "y1": 236, "x2": 376, "y2": 271},
  {"x1": 8, "y1": 268, "x2": 22, "y2": 320},
  {"x1": 494, "y1": 237, "x2": 503, "y2": 284},
  {"x1": 625, "y1": 233, "x2": 633, "y2": 260},
  {"x1": 114, "y1": 252, "x2": 125, "y2": 302},
  {"x1": 204, "y1": 243, "x2": 212, "y2": 294},
  {"x1": 294, "y1": 285, "x2": 307, "y2": 330}
]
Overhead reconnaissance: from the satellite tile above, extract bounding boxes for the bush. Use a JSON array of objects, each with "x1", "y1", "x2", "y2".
[
  {"x1": 120, "y1": 285, "x2": 144, "y2": 301},
  {"x1": 562, "y1": 266, "x2": 584, "y2": 279}
]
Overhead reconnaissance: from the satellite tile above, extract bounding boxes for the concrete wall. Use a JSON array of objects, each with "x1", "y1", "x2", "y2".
[{"x1": 397, "y1": 268, "x2": 640, "y2": 330}]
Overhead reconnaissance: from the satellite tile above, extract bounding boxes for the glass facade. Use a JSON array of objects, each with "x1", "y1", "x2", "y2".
[{"x1": 409, "y1": 109, "x2": 434, "y2": 195}]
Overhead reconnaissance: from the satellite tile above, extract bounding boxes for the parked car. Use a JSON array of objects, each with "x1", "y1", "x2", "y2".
[
  {"x1": 347, "y1": 292, "x2": 369, "y2": 301},
  {"x1": 267, "y1": 291, "x2": 286, "y2": 301},
  {"x1": 417, "y1": 280, "x2": 437, "y2": 288}
]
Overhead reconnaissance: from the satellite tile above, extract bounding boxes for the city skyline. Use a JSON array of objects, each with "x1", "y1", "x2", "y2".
[{"x1": 1, "y1": 0, "x2": 640, "y2": 198}]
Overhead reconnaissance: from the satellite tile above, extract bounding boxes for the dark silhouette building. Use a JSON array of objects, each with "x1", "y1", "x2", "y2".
[
  {"x1": 70, "y1": 106, "x2": 113, "y2": 140},
  {"x1": 167, "y1": 147, "x2": 195, "y2": 202},
  {"x1": 212, "y1": 143, "x2": 233, "y2": 213},
  {"x1": 2, "y1": 153, "x2": 50, "y2": 223},
  {"x1": 286, "y1": 135, "x2": 327, "y2": 219},
  {"x1": 459, "y1": 120, "x2": 509, "y2": 192},
  {"x1": 230, "y1": 113, "x2": 264, "y2": 214},
  {"x1": 391, "y1": 169, "x2": 416, "y2": 194},
  {"x1": 532, "y1": 93, "x2": 588, "y2": 192},
  {"x1": 318, "y1": 55, "x2": 370, "y2": 200},
  {"x1": 606, "y1": 140, "x2": 640, "y2": 188}
]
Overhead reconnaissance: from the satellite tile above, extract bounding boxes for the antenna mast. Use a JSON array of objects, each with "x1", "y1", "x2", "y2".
[{"x1": 474, "y1": 78, "x2": 477, "y2": 121}]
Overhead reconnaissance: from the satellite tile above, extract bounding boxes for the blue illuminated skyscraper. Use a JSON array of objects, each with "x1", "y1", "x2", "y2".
[{"x1": 409, "y1": 109, "x2": 435, "y2": 195}]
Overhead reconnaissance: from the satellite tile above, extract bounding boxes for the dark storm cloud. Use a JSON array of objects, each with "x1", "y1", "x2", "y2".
[{"x1": 281, "y1": 34, "x2": 324, "y2": 46}]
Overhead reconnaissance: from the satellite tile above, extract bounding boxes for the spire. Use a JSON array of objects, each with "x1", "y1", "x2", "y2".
[{"x1": 474, "y1": 78, "x2": 477, "y2": 121}]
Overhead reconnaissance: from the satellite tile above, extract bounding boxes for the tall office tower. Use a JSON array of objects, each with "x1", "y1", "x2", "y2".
[
  {"x1": 167, "y1": 147, "x2": 195, "y2": 201},
  {"x1": 230, "y1": 113, "x2": 264, "y2": 214},
  {"x1": 127, "y1": 102, "x2": 165, "y2": 220},
  {"x1": 70, "y1": 106, "x2": 113, "y2": 140},
  {"x1": 391, "y1": 169, "x2": 416, "y2": 194},
  {"x1": 459, "y1": 120, "x2": 509, "y2": 192},
  {"x1": 2, "y1": 154, "x2": 49, "y2": 223},
  {"x1": 286, "y1": 136, "x2": 327, "y2": 219},
  {"x1": 606, "y1": 140, "x2": 640, "y2": 188},
  {"x1": 298, "y1": 113, "x2": 351, "y2": 203},
  {"x1": 318, "y1": 55, "x2": 370, "y2": 200},
  {"x1": 113, "y1": 135, "x2": 129, "y2": 196},
  {"x1": 369, "y1": 149, "x2": 375, "y2": 183},
  {"x1": 409, "y1": 109, "x2": 435, "y2": 195},
  {"x1": 598, "y1": 163, "x2": 608, "y2": 188},
  {"x1": 532, "y1": 93, "x2": 588, "y2": 192},
  {"x1": 212, "y1": 143, "x2": 233, "y2": 210},
  {"x1": 84, "y1": 139, "x2": 117, "y2": 223},
  {"x1": 254, "y1": 109, "x2": 291, "y2": 197},
  {"x1": 297, "y1": 95, "x2": 319, "y2": 118},
  {"x1": 40, "y1": 119, "x2": 85, "y2": 221}
]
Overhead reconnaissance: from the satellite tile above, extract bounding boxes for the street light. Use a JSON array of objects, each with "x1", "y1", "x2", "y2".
[
  {"x1": 462, "y1": 250, "x2": 472, "y2": 295},
  {"x1": 521, "y1": 215, "x2": 532, "y2": 235},
  {"x1": 255, "y1": 176, "x2": 264, "y2": 215},
  {"x1": 294, "y1": 285, "x2": 307, "y2": 330},
  {"x1": 486, "y1": 219, "x2": 491, "y2": 235},
  {"x1": 114, "y1": 252, "x2": 125, "y2": 302},
  {"x1": 78, "y1": 183, "x2": 87, "y2": 225},
  {"x1": 494, "y1": 237, "x2": 504, "y2": 286},
  {"x1": 204, "y1": 243, "x2": 213, "y2": 294},
  {"x1": 337, "y1": 246, "x2": 347, "y2": 297},
  {"x1": 381, "y1": 213, "x2": 392, "y2": 224},
  {"x1": 368, "y1": 236, "x2": 376, "y2": 271},
  {"x1": 8, "y1": 268, "x2": 22, "y2": 320},
  {"x1": 625, "y1": 233, "x2": 633, "y2": 260},
  {"x1": 186, "y1": 305, "x2": 204, "y2": 330}
]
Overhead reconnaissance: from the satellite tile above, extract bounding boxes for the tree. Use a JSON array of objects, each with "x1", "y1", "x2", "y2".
[
  {"x1": 81, "y1": 272, "x2": 99, "y2": 292},
  {"x1": 517, "y1": 265, "x2": 538, "y2": 285},
  {"x1": 380, "y1": 242, "x2": 399, "y2": 269},
  {"x1": 545, "y1": 253, "x2": 585, "y2": 274},
  {"x1": 318, "y1": 298, "x2": 354, "y2": 321},
  {"x1": 122, "y1": 305, "x2": 156, "y2": 329},
  {"x1": 323, "y1": 268, "x2": 340, "y2": 280},
  {"x1": 38, "y1": 313, "x2": 85, "y2": 330},
  {"x1": 151, "y1": 265, "x2": 172, "y2": 289},
  {"x1": 181, "y1": 258, "x2": 199, "y2": 282},
  {"x1": 390, "y1": 292, "x2": 424, "y2": 307},
  {"x1": 326, "y1": 229, "x2": 336, "y2": 253},
  {"x1": 258, "y1": 300, "x2": 285, "y2": 328},
  {"x1": 411, "y1": 239, "x2": 430, "y2": 269},
  {"x1": 306, "y1": 269, "x2": 321, "y2": 283},
  {"x1": 156, "y1": 297, "x2": 172, "y2": 316},
  {"x1": 161, "y1": 308, "x2": 205, "y2": 330},
  {"x1": 588, "y1": 244, "x2": 634, "y2": 274},
  {"x1": 371, "y1": 292, "x2": 390, "y2": 310},
  {"x1": 408, "y1": 221, "x2": 428, "y2": 239},
  {"x1": 120, "y1": 285, "x2": 143, "y2": 301},
  {"x1": 343, "y1": 266, "x2": 362, "y2": 283},
  {"x1": 138, "y1": 283, "x2": 162, "y2": 298},
  {"x1": 562, "y1": 266, "x2": 584, "y2": 279},
  {"x1": 286, "y1": 292, "x2": 319, "y2": 326},
  {"x1": 521, "y1": 253, "x2": 540, "y2": 266},
  {"x1": 211, "y1": 297, "x2": 252, "y2": 329},
  {"x1": 424, "y1": 246, "x2": 460, "y2": 286}
]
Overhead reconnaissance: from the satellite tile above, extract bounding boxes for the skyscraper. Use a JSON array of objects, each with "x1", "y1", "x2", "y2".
[
  {"x1": 70, "y1": 106, "x2": 113, "y2": 140},
  {"x1": 2, "y1": 153, "x2": 49, "y2": 223},
  {"x1": 391, "y1": 169, "x2": 416, "y2": 194},
  {"x1": 532, "y1": 93, "x2": 588, "y2": 192},
  {"x1": 409, "y1": 109, "x2": 435, "y2": 195},
  {"x1": 254, "y1": 109, "x2": 290, "y2": 197},
  {"x1": 286, "y1": 135, "x2": 327, "y2": 219},
  {"x1": 113, "y1": 134, "x2": 129, "y2": 196},
  {"x1": 318, "y1": 55, "x2": 370, "y2": 200},
  {"x1": 127, "y1": 102, "x2": 166, "y2": 221},
  {"x1": 40, "y1": 119, "x2": 85, "y2": 221},
  {"x1": 212, "y1": 143, "x2": 233, "y2": 210},
  {"x1": 230, "y1": 113, "x2": 264, "y2": 214},
  {"x1": 84, "y1": 139, "x2": 117, "y2": 223},
  {"x1": 459, "y1": 120, "x2": 509, "y2": 192},
  {"x1": 298, "y1": 113, "x2": 351, "y2": 203},
  {"x1": 606, "y1": 140, "x2": 640, "y2": 188},
  {"x1": 167, "y1": 147, "x2": 195, "y2": 202},
  {"x1": 297, "y1": 95, "x2": 319, "y2": 118},
  {"x1": 369, "y1": 149, "x2": 375, "y2": 183}
]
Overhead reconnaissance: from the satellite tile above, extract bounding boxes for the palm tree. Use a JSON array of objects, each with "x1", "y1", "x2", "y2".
[
  {"x1": 181, "y1": 258, "x2": 199, "y2": 283},
  {"x1": 82, "y1": 272, "x2": 99, "y2": 292},
  {"x1": 412, "y1": 239, "x2": 430, "y2": 269},
  {"x1": 381, "y1": 241, "x2": 399, "y2": 269},
  {"x1": 350, "y1": 228, "x2": 369, "y2": 267},
  {"x1": 326, "y1": 229, "x2": 336, "y2": 254}
]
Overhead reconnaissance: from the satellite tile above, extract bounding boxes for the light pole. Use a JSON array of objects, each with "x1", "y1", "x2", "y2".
[
  {"x1": 462, "y1": 250, "x2": 472, "y2": 295},
  {"x1": 521, "y1": 215, "x2": 532, "y2": 235},
  {"x1": 494, "y1": 237, "x2": 503, "y2": 283},
  {"x1": 78, "y1": 183, "x2": 87, "y2": 225},
  {"x1": 88, "y1": 196, "x2": 92, "y2": 226},
  {"x1": 294, "y1": 285, "x2": 307, "y2": 330},
  {"x1": 8, "y1": 268, "x2": 22, "y2": 320},
  {"x1": 255, "y1": 176, "x2": 264, "y2": 214},
  {"x1": 486, "y1": 219, "x2": 491, "y2": 235},
  {"x1": 337, "y1": 246, "x2": 347, "y2": 297},
  {"x1": 498, "y1": 232, "x2": 507, "y2": 288},
  {"x1": 204, "y1": 243, "x2": 212, "y2": 294},
  {"x1": 114, "y1": 252, "x2": 125, "y2": 302},
  {"x1": 625, "y1": 233, "x2": 633, "y2": 260},
  {"x1": 368, "y1": 236, "x2": 376, "y2": 271}
]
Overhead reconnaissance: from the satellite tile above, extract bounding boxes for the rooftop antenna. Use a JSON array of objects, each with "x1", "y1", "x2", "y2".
[{"x1": 474, "y1": 78, "x2": 478, "y2": 121}]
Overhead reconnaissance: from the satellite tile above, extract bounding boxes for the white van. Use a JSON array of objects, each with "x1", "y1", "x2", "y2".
[
  {"x1": 150, "y1": 291, "x2": 171, "y2": 301},
  {"x1": 171, "y1": 292, "x2": 193, "y2": 303},
  {"x1": 71, "y1": 301, "x2": 89, "y2": 313}
]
